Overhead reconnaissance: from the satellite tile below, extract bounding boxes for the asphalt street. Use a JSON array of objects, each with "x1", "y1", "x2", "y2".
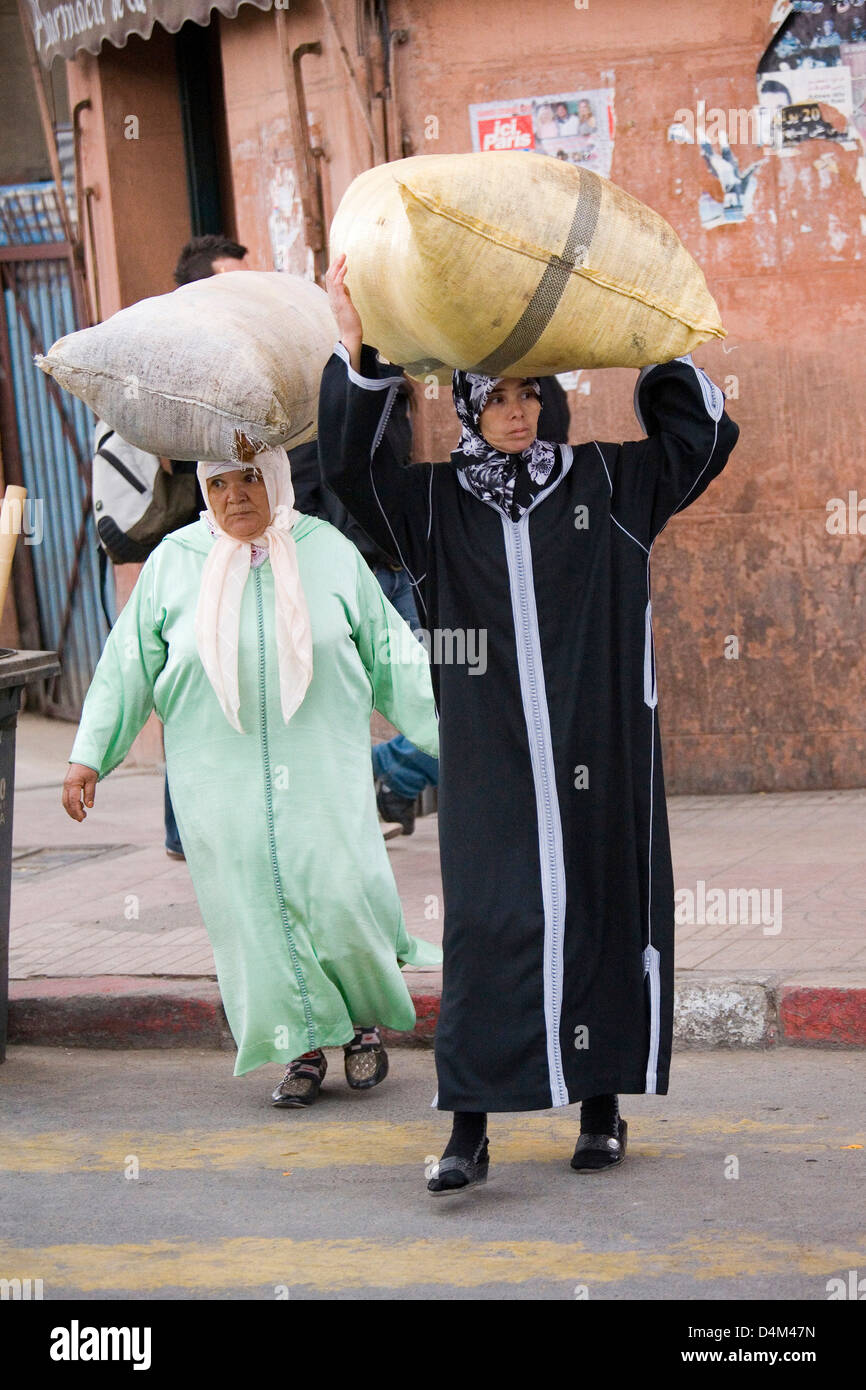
[{"x1": 1, "y1": 1046, "x2": 864, "y2": 1301}]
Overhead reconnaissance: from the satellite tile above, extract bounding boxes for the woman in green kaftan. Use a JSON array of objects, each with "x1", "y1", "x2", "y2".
[{"x1": 62, "y1": 449, "x2": 440, "y2": 1101}]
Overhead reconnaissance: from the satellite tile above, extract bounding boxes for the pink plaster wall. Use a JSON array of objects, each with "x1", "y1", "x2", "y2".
[
  {"x1": 67, "y1": 30, "x2": 191, "y2": 764},
  {"x1": 63, "y1": 0, "x2": 866, "y2": 790},
  {"x1": 218, "y1": 0, "x2": 865, "y2": 792}
]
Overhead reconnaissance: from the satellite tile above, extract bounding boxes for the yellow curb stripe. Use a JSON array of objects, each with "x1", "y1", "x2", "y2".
[
  {"x1": 0, "y1": 1115, "x2": 853, "y2": 1174},
  {"x1": 1, "y1": 1233, "x2": 864, "y2": 1292}
]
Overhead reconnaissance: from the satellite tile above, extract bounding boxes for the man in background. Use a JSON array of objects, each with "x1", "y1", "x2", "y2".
[{"x1": 174, "y1": 234, "x2": 250, "y2": 285}]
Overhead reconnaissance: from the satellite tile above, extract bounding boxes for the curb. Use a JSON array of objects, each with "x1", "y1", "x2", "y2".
[
  {"x1": 381, "y1": 993, "x2": 441, "y2": 1046},
  {"x1": 673, "y1": 975, "x2": 779, "y2": 1049},
  {"x1": 7, "y1": 973, "x2": 866, "y2": 1051},
  {"x1": 7, "y1": 976, "x2": 234, "y2": 1051},
  {"x1": 779, "y1": 983, "x2": 866, "y2": 1047}
]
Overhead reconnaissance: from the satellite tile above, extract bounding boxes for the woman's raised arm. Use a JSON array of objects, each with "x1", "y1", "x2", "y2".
[
  {"x1": 326, "y1": 254, "x2": 363, "y2": 371},
  {"x1": 318, "y1": 257, "x2": 433, "y2": 597},
  {"x1": 601, "y1": 356, "x2": 738, "y2": 549}
]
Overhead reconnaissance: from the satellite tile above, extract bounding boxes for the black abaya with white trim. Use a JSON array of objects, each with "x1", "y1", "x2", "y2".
[{"x1": 318, "y1": 345, "x2": 738, "y2": 1112}]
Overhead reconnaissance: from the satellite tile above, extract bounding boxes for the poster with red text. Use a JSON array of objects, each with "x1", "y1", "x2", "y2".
[{"x1": 469, "y1": 89, "x2": 616, "y2": 177}]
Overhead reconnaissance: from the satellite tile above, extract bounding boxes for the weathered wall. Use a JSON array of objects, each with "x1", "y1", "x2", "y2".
[
  {"x1": 363, "y1": 0, "x2": 865, "y2": 792},
  {"x1": 219, "y1": 1, "x2": 379, "y2": 275},
  {"x1": 249, "y1": 0, "x2": 864, "y2": 792},
  {"x1": 68, "y1": 27, "x2": 191, "y2": 317},
  {"x1": 64, "y1": 0, "x2": 866, "y2": 790},
  {"x1": 67, "y1": 27, "x2": 192, "y2": 763},
  {"x1": 219, "y1": 7, "x2": 294, "y2": 272}
]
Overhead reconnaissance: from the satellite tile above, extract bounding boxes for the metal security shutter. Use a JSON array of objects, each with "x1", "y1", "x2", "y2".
[{"x1": 0, "y1": 183, "x2": 107, "y2": 718}]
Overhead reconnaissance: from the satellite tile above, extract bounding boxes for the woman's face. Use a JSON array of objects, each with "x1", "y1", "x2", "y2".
[
  {"x1": 207, "y1": 467, "x2": 272, "y2": 540},
  {"x1": 478, "y1": 379, "x2": 542, "y2": 453}
]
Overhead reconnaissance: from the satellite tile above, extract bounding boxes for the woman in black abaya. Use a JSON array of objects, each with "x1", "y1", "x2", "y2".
[{"x1": 320, "y1": 254, "x2": 739, "y2": 1193}]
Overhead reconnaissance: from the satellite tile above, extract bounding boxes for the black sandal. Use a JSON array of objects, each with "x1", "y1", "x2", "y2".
[
  {"x1": 271, "y1": 1049, "x2": 327, "y2": 1107},
  {"x1": 427, "y1": 1138, "x2": 490, "y2": 1194},
  {"x1": 343, "y1": 1026, "x2": 389, "y2": 1090},
  {"x1": 570, "y1": 1117, "x2": 628, "y2": 1171}
]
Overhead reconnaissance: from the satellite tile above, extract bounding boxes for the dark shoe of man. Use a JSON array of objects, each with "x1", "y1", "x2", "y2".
[{"x1": 375, "y1": 777, "x2": 415, "y2": 836}]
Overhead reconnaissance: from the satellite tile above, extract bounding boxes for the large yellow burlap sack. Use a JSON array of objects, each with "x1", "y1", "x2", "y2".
[
  {"x1": 37, "y1": 272, "x2": 337, "y2": 461},
  {"x1": 330, "y1": 152, "x2": 725, "y2": 379}
]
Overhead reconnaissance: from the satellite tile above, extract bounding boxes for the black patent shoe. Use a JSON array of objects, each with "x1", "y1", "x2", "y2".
[
  {"x1": 344, "y1": 1027, "x2": 389, "y2": 1090},
  {"x1": 427, "y1": 1138, "x2": 490, "y2": 1195},
  {"x1": 570, "y1": 1117, "x2": 628, "y2": 1171},
  {"x1": 271, "y1": 1050, "x2": 327, "y2": 1107}
]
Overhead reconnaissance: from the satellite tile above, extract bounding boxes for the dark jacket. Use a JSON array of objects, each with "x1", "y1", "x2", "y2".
[{"x1": 295, "y1": 360, "x2": 414, "y2": 568}]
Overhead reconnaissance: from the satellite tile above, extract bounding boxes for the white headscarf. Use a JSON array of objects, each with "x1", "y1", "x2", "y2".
[{"x1": 194, "y1": 449, "x2": 313, "y2": 733}]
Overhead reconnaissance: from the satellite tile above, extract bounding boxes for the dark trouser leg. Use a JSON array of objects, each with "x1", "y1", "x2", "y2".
[
  {"x1": 164, "y1": 775, "x2": 184, "y2": 856},
  {"x1": 442, "y1": 1110, "x2": 487, "y2": 1159},
  {"x1": 580, "y1": 1093, "x2": 619, "y2": 1135}
]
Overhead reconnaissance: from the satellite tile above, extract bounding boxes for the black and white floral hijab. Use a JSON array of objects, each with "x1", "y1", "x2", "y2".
[{"x1": 451, "y1": 371, "x2": 561, "y2": 521}]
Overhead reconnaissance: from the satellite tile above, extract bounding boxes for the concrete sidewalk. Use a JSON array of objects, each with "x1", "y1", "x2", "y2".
[{"x1": 6, "y1": 714, "x2": 866, "y2": 1051}]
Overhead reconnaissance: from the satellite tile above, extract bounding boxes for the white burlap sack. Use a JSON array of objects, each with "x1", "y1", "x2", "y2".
[
  {"x1": 330, "y1": 152, "x2": 725, "y2": 379},
  {"x1": 37, "y1": 272, "x2": 337, "y2": 461}
]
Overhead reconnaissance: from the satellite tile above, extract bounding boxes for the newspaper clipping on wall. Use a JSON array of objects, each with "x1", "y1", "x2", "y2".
[{"x1": 469, "y1": 89, "x2": 616, "y2": 177}]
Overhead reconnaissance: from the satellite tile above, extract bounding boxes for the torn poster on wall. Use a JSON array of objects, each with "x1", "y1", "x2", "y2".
[
  {"x1": 758, "y1": 1, "x2": 865, "y2": 148},
  {"x1": 267, "y1": 164, "x2": 314, "y2": 279},
  {"x1": 469, "y1": 89, "x2": 616, "y2": 178},
  {"x1": 698, "y1": 142, "x2": 765, "y2": 229},
  {"x1": 556, "y1": 369, "x2": 591, "y2": 395},
  {"x1": 666, "y1": 105, "x2": 768, "y2": 229},
  {"x1": 666, "y1": 4, "x2": 866, "y2": 231}
]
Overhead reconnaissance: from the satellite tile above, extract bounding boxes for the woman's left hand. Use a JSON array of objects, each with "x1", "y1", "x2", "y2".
[
  {"x1": 326, "y1": 254, "x2": 363, "y2": 370},
  {"x1": 62, "y1": 763, "x2": 98, "y2": 821}
]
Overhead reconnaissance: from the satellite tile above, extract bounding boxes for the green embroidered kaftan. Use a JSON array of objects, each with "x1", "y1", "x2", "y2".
[{"x1": 70, "y1": 515, "x2": 441, "y2": 1074}]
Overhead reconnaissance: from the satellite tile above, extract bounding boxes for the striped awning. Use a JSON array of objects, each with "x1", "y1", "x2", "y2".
[{"x1": 28, "y1": 0, "x2": 272, "y2": 69}]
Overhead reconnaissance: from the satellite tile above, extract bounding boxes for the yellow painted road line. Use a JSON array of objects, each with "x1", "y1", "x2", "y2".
[
  {"x1": 0, "y1": 1116, "x2": 859, "y2": 1174},
  {"x1": 1, "y1": 1233, "x2": 864, "y2": 1292}
]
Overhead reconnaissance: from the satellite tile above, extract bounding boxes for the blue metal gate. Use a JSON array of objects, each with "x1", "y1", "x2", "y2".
[{"x1": 0, "y1": 183, "x2": 107, "y2": 719}]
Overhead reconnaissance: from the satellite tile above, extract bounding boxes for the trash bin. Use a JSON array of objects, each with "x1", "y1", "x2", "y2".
[{"x1": 0, "y1": 649, "x2": 61, "y2": 1062}]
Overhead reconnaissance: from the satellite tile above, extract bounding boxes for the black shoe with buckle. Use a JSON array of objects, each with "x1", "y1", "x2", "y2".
[
  {"x1": 570, "y1": 1117, "x2": 628, "y2": 1171},
  {"x1": 343, "y1": 1026, "x2": 389, "y2": 1090},
  {"x1": 271, "y1": 1049, "x2": 327, "y2": 1107},
  {"x1": 427, "y1": 1138, "x2": 490, "y2": 1195}
]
